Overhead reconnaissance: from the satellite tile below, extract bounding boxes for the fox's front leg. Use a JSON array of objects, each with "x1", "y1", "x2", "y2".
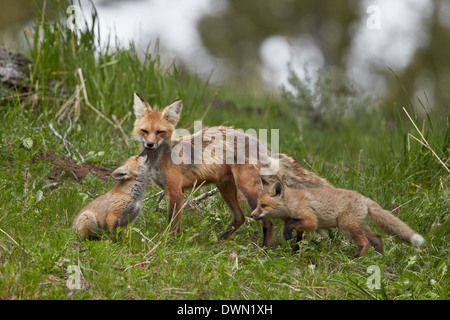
[
  {"x1": 260, "y1": 217, "x2": 274, "y2": 249},
  {"x1": 166, "y1": 187, "x2": 184, "y2": 235},
  {"x1": 283, "y1": 219, "x2": 296, "y2": 240},
  {"x1": 283, "y1": 219, "x2": 306, "y2": 241},
  {"x1": 284, "y1": 216, "x2": 316, "y2": 253},
  {"x1": 283, "y1": 219, "x2": 300, "y2": 253}
]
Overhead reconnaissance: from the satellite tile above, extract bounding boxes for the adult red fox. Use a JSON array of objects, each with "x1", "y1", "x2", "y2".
[
  {"x1": 132, "y1": 92, "x2": 332, "y2": 248},
  {"x1": 250, "y1": 179, "x2": 425, "y2": 257},
  {"x1": 73, "y1": 153, "x2": 148, "y2": 242}
]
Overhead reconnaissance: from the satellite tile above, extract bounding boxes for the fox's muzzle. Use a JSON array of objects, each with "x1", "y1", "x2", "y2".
[
  {"x1": 144, "y1": 139, "x2": 164, "y2": 150},
  {"x1": 145, "y1": 142, "x2": 156, "y2": 149},
  {"x1": 250, "y1": 211, "x2": 266, "y2": 220}
]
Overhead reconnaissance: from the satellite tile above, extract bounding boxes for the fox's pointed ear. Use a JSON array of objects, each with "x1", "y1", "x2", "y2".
[
  {"x1": 133, "y1": 92, "x2": 151, "y2": 117},
  {"x1": 269, "y1": 181, "x2": 284, "y2": 197},
  {"x1": 111, "y1": 167, "x2": 130, "y2": 180},
  {"x1": 161, "y1": 100, "x2": 182, "y2": 125},
  {"x1": 260, "y1": 176, "x2": 270, "y2": 190}
]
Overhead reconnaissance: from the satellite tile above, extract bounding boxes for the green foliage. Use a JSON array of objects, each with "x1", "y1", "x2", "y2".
[
  {"x1": 282, "y1": 64, "x2": 382, "y2": 132},
  {"x1": 0, "y1": 0, "x2": 448, "y2": 300},
  {"x1": 197, "y1": 0, "x2": 450, "y2": 116}
]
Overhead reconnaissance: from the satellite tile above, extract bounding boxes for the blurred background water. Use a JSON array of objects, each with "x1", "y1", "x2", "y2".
[{"x1": 1, "y1": 0, "x2": 449, "y2": 116}]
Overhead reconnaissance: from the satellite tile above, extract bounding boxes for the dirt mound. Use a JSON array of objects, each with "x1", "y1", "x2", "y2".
[{"x1": 34, "y1": 152, "x2": 114, "y2": 183}]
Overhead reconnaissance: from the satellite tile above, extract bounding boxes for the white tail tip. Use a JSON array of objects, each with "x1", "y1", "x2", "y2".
[{"x1": 411, "y1": 234, "x2": 425, "y2": 246}]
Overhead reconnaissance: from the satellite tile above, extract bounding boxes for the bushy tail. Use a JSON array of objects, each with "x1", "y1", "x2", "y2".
[
  {"x1": 367, "y1": 200, "x2": 424, "y2": 246},
  {"x1": 72, "y1": 210, "x2": 100, "y2": 240}
]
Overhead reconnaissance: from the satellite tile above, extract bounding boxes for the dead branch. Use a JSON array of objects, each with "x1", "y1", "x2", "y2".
[
  {"x1": 192, "y1": 187, "x2": 219, "y2": 202},
  {"x1": 86, "y1": 191, "x2": 97, "y2": 199},
  {"x1": 55, "y1": 84, "x2": 82, "y2": 122},
  {"x1": 143, "y1": 187, "x2": 219, "y2": 204},
  {"x1": 77, "y1": 68, "x2": 130, "y2": 145},
  {"x1": 48, "y1": 122, "x2": 85, "y2": 162},
  {"x1": 143, "y1": 190, "x2": 164, "y2": 202}
]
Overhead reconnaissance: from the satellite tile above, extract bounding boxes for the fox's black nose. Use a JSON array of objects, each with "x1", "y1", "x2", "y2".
[{"x1": 146, "y1": 142, "x2": 154, "y2": 148}]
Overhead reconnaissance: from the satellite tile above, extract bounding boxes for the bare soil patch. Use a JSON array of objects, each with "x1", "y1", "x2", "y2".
[{"x1": 33, "y1": 151, "x2": 114, "y2": 183}]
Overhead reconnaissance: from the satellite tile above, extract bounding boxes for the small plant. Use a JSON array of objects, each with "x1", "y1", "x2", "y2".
[{"x1": 281, "y1": 64, "x2": 381, "y2": 132}]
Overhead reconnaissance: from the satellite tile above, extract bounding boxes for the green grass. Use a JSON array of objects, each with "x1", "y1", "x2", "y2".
[{"x1": 0, "y1": 1, "x2": 448, "y2": 300}]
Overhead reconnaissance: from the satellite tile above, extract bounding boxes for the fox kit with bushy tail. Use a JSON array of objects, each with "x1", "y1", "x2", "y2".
[
  {"x1": 131, "y1": 92, "x2": 332, "y2": 248},
  {"x1": 251, "y1": 180, "x2": 424, "y2": 257},
  {"x1": 73, "y1": 153, "x2": 148, "y2": 241}
]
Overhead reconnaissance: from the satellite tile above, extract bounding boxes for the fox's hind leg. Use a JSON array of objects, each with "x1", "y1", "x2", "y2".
[
  {"x1": 363, "y1": 227, "x2": 384, "y2": 254},
  {"x1": 74, "y1": 211, "x2": 102, "y2": 241},
  {"x1": 337, "y1": 207, "x2": 371, "y2": 258},
  {"x1": 166, "y1": 182, "x2": 185, "y2": 235},
  {"x1": 106, "y1": 214, "x2": 120, "y2": 243},
  {"x1": 230, "y1": 165, "x2": 275, "y2": 248},
  {"x1": 217, "y1": 180, "x2": 246, "y2": 241},
  {"x1": 352, "y1": 232, "x2": 371, "y2": 258},
  {"x1": 339, "y1": 224, "x2": 371, "y2": 258}
]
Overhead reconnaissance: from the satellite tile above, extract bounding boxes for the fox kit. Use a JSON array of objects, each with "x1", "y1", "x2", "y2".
[
  {"x1": 132, "y1": 92, "x2": 332, "y2": 248},
  {"x1": 73, "y1": 153, "x2": 148, "y2": 242},
  {"x1": 251, "y1": 180, "x2": 425, "y2": 257}
]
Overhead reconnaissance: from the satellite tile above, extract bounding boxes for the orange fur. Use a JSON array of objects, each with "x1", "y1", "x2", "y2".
[
  {"x1": 251, "y1": 180, "x2": 424, "y2": 257},
  {"x1": 72, "y1": 154, "x2": 148, "y2": 242},
  {"x1": 132, "y1": 93, "x2": 332, "y2": 247}
]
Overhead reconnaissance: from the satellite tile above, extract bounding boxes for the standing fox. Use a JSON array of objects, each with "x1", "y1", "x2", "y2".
[
  {"x1": 73, "y1": 153, "x2": 148, "y2": 242},
  {"x1": 250, "y1": 179, "x2": 425, "y2": 257},
  {"x1": 131, "y1": 92, "x2": 332, "y2": 248}
]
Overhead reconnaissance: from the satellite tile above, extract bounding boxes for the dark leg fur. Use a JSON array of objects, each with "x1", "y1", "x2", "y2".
[
  {"x1": 283, "y1": 219, "x2": 296, "y2": 240},
  {"x1": 216, "y1": 181, "x2": 245, "y2": 240},
  {"x1": 167, "y1": 191, "x2": 184, "y2": 235},
  {"x1": 260, "y1": 217, "x2": 274, "y2": 249},
  {"x1": 284, "y1": 218, "x2": 306, "y2": 253},
  {"x1": 363, "y1": 227, "x2": 384, "y2": 254}
]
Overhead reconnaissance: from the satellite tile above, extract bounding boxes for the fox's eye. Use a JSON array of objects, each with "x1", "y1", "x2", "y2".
[
  {"x1": 260, "y1": 204, "x2": 266, "y2": 208},
  {"x1": 156, "y1": 130, "x2": 165, "y2": 134},
  {"x1": 141, "y1": 129, "x2": 149, "y2": 134}
]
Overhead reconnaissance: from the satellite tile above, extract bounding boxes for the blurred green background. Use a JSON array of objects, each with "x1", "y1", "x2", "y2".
[{"x1": 1, "y1": 0, "x2": 449, "y2": 118}]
